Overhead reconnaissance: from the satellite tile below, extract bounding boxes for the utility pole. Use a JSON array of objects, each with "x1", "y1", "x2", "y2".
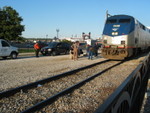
[
  {"x1": 56, "y1": 29, "x2": 59, "y2": 39},
  {"x1": 46, "y1": 34, "x2": 48, "y2": 42},
  {"x1": 46, "y1": 34, "x2": 48, "y2": 38}
]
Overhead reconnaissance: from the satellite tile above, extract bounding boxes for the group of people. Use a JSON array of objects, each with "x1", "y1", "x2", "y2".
[
  {"x1": 70, "y1": 41, "x2": 99, "y2": 61},
  {"x1": 34, "y1": 41, "x2": 100, "y2": 60},
  {"x1": 86, "y1": 42, "x2": 99, "y2": 60}
]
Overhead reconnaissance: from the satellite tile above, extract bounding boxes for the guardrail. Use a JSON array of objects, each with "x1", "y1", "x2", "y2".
[{"x1": 95, "y1": 53, "x2": 150, "y2": 113}]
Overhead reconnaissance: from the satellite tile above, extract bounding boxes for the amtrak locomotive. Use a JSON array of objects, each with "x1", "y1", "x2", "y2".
[{"x1": 101, "y1": 14, "x2": 150, "y2": 59}]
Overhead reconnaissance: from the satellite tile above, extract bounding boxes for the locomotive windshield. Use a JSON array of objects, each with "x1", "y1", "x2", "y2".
[
  {"x1": 103, "y1": 15, "x2": 135, "y2": 36},
  {"x1": 106, "y1": 19, "x2": 117, "y2": 24},
  {"x1": 119, "y1": 19, "x2": 130, "y2": 23},
  {"x1": 106, "y1": 19, "x2": 131, "y2": 24}
]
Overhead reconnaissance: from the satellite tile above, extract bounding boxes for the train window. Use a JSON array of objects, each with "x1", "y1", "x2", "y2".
[
  {"x1": 106, "y1": 19, "x2": 117, "y2": 24},
  {"x1": 119, "y1": 19, "x2": 130, "y2": 23},
  {"x1": 142, "y1": 26, "x2": 145, "y2": 30},
  {"x1": 139, "y1": 23, "x2": 146, "y2": 30}
]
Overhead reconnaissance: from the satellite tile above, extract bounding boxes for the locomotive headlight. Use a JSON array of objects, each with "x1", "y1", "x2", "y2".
[
  {"x1": 112, "y1": 32, "x2": 118, "y2": 35},
  {"x1": 115, "y1": 32, "x2": 118, "y2": 35},
  {"x1": 112, "y1": 32, "x2": 115, "y2": 35}
]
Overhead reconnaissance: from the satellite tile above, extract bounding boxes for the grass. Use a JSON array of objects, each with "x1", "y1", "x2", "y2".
[{"x1": 19, "y1": 48, "x2": 35, "y2": 53}]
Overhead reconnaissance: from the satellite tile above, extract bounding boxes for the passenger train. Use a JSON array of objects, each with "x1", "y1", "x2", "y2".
[{"x1": 101, "y1": 14, "x2": 150, "y2": 59}]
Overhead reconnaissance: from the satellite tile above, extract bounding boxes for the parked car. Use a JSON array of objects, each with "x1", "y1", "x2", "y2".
[
  {"x1": 39, "y1": 42, "x2": 48, "y2": 48},
  {"x1": 0, "y1": 39, "x2": 19, "y2": 59},
  {"x1": 26, "y1": 43, "x2": 34, "y2": 48},
  {"x1": 41, "y1": 42, "x2": 70, "y2": 56}
]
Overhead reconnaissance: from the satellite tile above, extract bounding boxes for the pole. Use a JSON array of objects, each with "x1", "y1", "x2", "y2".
[{"x1": 56, "y1": 29, "x2": 59, "y2": 39}]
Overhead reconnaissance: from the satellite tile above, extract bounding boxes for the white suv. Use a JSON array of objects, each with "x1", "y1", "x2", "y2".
[{"x1": 0, "y1": 39, "x2": 19, "y2": 59}]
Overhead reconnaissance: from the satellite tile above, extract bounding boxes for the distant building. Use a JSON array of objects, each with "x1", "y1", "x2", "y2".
[{"x1": 63, "y1": 37, "x2": 83, "y2": 42}]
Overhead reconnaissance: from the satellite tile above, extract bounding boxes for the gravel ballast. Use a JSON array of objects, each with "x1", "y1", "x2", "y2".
[
  {"x1": 0, "y1": 54, "x2": 148, "y2": 113},
  {"x1": 1, "y1": 60, "x2": 120, "y2": 113},
  {"x1": 0, "y1": 55, "x2": 104, "y2": 92},
  {"x1": 37, "y1": 56, "x2": 146, "y2": 113}
]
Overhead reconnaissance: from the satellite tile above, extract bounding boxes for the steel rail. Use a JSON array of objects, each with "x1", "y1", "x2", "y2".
[
  {"x1": 21, "y1": 61, "x2": 124, "y2": 113},
  {"x1": 0, "y1": 59, "x2": 110, "y2": 99}
]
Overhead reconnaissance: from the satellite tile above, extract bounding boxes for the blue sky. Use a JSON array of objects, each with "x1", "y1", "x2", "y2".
[{"x1": 0, "y1": 0, "x2": 150, "y2": 39}]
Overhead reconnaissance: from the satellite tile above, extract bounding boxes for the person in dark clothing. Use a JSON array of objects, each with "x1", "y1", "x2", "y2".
[
  {"x1": 88, "y1": 45, "x2": 94, "y2": 60},
  {"x1": 70, "y1": 44, "x2": 74, "y2": 60},
  {"x1": 93, "y1": 42, "x2": 99, "y2": 57},
  {"x1": 86, "y1": 44, "x2": 90, "y2": 56}
]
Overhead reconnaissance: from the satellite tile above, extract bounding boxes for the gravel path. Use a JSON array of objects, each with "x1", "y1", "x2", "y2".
[
  {"x1": 36, "y1": 56, "x2": 146, "y2": 113},
  {"x1": 0, "y1": 54, "x2": 148, "y2": 113},
  {"x1": 0, "y1": 60, "x2": 119, "y2": 113},
  {"x1": 0, "y1": 55, "x2": 104, "y2": 92}
]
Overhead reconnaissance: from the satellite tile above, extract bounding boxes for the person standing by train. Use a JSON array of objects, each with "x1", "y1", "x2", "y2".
[
  {"x1": 72, "y1": 41, "x2": 79, "y2": 60},
  {"x1": 93, "y1": 42, "x2": 99, "y2": 57},
  {"x1": 34, "y1": 41, "x2": 41, "y2": 57},
  {"x1": 70, "y1": 43, "x2": 74, "y2": 60},
  {"x1": 88, "y1": 45, "x2": 94, "y2": 60},
  {"x1": 86, "y1": 44, "x2": 90, "y2": 56}
]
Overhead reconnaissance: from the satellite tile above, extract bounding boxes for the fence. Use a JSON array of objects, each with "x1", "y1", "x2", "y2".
[{"x1": 95, "y1": 53, "x2": 150, "y2": 113}]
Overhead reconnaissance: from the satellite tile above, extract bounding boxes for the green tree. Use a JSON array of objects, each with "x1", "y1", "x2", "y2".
[
  {"x1": 61, "y1": 39, "x2": 72, "y2": 45},
  {"x1": 0, "y1": 6, "x2": 24, "y2": 41}
]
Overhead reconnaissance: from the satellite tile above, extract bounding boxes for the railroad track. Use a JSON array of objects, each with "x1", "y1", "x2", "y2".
[{"x1": 0, "y1": 59, "x2": 125, "y2": 113}]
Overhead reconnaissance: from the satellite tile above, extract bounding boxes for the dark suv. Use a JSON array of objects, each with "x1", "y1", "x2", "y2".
[{"x1": 41, "y1": 42, "x2": 70, "y2": 56}]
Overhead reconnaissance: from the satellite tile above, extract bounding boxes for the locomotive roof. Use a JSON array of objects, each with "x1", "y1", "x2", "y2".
[{"x1": 108, "y1": 15, "x2": 134, "y2": 19}]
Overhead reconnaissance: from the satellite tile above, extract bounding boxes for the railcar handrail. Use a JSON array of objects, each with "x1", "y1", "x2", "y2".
[{"x1": 95, "y1": 53, "x2": 150, "y2": 113}]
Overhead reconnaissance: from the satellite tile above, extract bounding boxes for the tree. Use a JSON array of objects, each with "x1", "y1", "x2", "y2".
[
  {"x1": 0, "y1": 6, "x2": 24, "y2": 41},
  {"x1": 61, "y1": 39, "x2": 72, "y2": 45}
]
